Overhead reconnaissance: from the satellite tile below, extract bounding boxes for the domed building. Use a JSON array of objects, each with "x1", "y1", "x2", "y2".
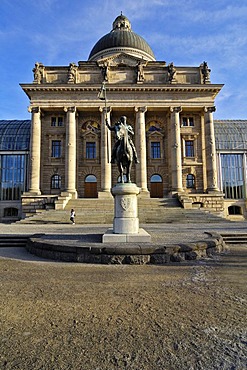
[{"x1": 1, "y1": 14, "x2": 246, "y2": 222}]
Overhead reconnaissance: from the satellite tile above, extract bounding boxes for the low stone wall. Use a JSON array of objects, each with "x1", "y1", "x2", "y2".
[
  {"x1": 21, "y1": 195, "x2": 57, "y2": 217},
  {"x1": 26, "y1": 232, "x2": 227, "y2": 265},
  {"x1": 178, "y1": 193, "x2": 225, "y2": 214}
]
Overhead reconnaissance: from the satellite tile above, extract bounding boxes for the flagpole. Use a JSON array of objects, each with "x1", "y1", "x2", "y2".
[{"x1": 98, "y1": 81, "x2": 110, "y2": 163}]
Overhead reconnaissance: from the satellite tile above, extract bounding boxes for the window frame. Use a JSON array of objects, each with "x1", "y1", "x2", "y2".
[
  {"x1": 51, "y1": 140, "x2": 62, "y2": 158},
  {"x1": 51, "y1": 116, "x2": 64, "y2": 127},
  {"x1": 185, "y1": 140, "x2": 195, "y2": 157},
  {"x1": 181, "y1": 116, "x2": 194, "y2": 127},
  {"x1": 86, "y1": 142, "x2": 96, "y2": 159},
  {"x1": 186, "y1": 174, "x2": 195, "y2": 188},
  {"x1": 151, "y1": 141, "x2": 161, "y2": 159},
  {"x1": 51, "y1": 174, "x2": 61, "y2": 189}
]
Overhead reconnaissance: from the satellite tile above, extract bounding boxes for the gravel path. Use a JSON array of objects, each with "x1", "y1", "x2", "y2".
[{"x1": 0, "y1": 223, "x2": 246, "y2": 369}]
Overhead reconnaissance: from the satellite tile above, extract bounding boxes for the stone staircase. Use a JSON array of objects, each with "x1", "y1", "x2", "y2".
[
  {"x1": 220, "y1": 233, "x2": 247, "y2": 245},
  {"x1": 17, "y1": 197, "x2": 227, "y2": 224},
  {"x1": 0, "y1": 235, "x2": 29, "y2": 247}
]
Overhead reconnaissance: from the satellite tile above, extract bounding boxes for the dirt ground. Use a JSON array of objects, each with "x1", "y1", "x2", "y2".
[{"x1": 0, "y1": 245, "x2": 246, "y2": 370}]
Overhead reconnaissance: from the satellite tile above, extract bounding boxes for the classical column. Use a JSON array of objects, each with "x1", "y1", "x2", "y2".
[
  {"x1": 204, "y1": 106, "x2": 219, "y2": 192},
  {"x1": 28, "y1": 107, "x2": 41, "y2": 195},
  {"x1": 135, "y1": 106, "x2": 149, "y2": 194},
  {"x1": 64, "y1": 107, "x2": 77, "y2": 198},
  {"x1": 170, "y1": 107, "x2": 183, "y2": 193},
  {"x1": 98, "y1": 107, "x2": 112, "y2": 197},
  {"x1": 200, "y1": 114, "x2": 207, "y2": 192}
]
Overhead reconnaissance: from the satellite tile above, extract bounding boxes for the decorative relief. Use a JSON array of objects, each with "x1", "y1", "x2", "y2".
[{"x1": 120, "y1": 197, "x2": 132, "y2": 211}]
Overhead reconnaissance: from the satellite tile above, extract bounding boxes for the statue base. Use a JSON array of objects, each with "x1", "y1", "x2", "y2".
[
  {"x1": 102, "y1": 183, "x2": 151, "y2": 243},
  {"x1": 102, "y1": 228, "x2": 151, "y2": 243}
]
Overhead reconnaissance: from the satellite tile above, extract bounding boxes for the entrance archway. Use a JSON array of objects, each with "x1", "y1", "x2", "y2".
[
  {"x1": 84, "y1": 175, "x2": 97, "y2": 198},
  {"x1": 150, "y1": 174, "x2": 163, "y2": 198}
]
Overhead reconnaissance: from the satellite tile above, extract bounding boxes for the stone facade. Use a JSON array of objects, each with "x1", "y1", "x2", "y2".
[{"x1": 20, "y1": 14, "x2": 225, "y2": 215}]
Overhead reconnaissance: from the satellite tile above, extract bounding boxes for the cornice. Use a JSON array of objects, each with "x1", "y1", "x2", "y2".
[{"x1": 20, "y1": 83, "x2": 224, "y2": 94}]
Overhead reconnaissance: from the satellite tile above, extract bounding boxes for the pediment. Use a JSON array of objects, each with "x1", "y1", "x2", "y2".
[
  {"x1": 147, "y1": 130, "x2": 164, "y2": 138},
  {"x1": 81, "y1": 130, "x2": 99, "y2": 139},
  {"x1": 97, "y1": 53, "x2": 146, "y2": 68}
]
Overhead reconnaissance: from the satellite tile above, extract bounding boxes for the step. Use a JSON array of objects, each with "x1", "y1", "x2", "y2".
[
  {"x1": 0, "y1": 235, "x2": 29, "y2": 247},
  {"x1": 18, "y1": 197, "x2": 228, "y2": 224},
  {"x1": 220, "y1": 233, "x2": 247, "y2": 244}
]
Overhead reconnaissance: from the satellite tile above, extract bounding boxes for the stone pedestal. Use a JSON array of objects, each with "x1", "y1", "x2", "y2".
[
  {"x1": 112, "y1": 183, "x2": 139, "y2": 233},
  {"x1": 102, "y1": 183, "x2": 151, "y2": 243}
]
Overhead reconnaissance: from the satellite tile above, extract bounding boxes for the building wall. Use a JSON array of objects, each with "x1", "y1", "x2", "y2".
[{"x1": 36, "y1": 107, "x2": 209, "y2": 197}]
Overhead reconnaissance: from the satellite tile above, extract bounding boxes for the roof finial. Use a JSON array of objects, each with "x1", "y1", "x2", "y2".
[{"x1": 121, "y1": 11, "x2": 123, "y2": 15}]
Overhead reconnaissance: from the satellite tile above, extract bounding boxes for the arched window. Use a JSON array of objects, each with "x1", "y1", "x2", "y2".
[
  {"x1": 51, "y1": 174, "x2": 61, "y2": 189},
  {"x1": 85, "y1": 174, "x2": 97, "y2": 183},
  {"x1": 186, "y1": 174, "x2": 195, "y2": 188},
  {"x1": 150, "y1": 174, "x2": 162, "y2": 183}
]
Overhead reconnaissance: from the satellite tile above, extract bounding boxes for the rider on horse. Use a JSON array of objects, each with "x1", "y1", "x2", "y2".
[{"x1": 106, "y1": 116, "x2": 139, "y2": 164}]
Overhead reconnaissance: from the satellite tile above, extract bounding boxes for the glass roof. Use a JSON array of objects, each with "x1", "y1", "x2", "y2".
[
  {"x1": 0, "y1": 120, "x2": 31, "y2": 150},
  {"x1": 214, "y1": 120, "x2": 247, "y2": 150}
]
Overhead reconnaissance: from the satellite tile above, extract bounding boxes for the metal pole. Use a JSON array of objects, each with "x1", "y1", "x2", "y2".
[{"x1": 98, "y1": 82, "x2": 110, "y2": 163}]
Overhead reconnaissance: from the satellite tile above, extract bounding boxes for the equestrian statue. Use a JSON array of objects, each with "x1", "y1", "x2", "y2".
[{"x1": 106, "y1": 116, "x2": 139, "y2": 183}]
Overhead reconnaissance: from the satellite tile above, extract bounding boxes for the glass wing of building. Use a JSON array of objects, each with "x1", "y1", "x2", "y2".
[
  {"x1": 214, "y1": 120, "x2": 247, "y2": 199},
  {"x1": 0, "y1": 120, "x2": 31, "y2": 150},
  {"x1": 0, "y1": 120, "x2": 31, "y2": 201}
]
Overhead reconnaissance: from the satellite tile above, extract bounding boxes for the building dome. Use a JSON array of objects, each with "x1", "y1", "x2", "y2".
[{"x1": 88, "y1": 14, "x2": 155, "y2": 62}]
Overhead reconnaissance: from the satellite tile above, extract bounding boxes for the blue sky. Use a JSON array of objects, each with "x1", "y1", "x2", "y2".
[{"x1": 0, "y1": 0, "x2": 246, "y2": 120}]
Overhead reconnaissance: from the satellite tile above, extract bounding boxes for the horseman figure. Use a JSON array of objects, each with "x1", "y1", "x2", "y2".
[{"x1": 106, "y1": 116, "x2": 139, "y2": 183}]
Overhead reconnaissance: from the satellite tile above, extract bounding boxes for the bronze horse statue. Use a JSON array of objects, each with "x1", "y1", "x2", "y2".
[{"x1": 116, "y1": 122, "x2": 133, "y2": 183}]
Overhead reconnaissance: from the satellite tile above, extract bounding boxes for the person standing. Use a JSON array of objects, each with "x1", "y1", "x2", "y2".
[{"x1": 70, "y1": 209, "x2": 75, "y2": 224}]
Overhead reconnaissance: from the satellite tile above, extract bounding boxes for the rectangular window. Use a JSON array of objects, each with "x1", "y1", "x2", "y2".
[
  {"x1": 182, "y1": 117, "x2": 194, "y2": 126},
  {"x1": 182, "y1": 117, "x2": 188, "y2": 126},
  {"x1": 51, "y1": 117, "x2": 63, "y2": 126},
  {"x1": 51, "y1": 117, "x2": 56, "y2": 126},
  {"x1": 189, "y1": 117, "x2": 194, "y2": 126},
  {"x1": 220, "y1": 154, "x2": 245, "y2": 199},
  {"x1": 51, "y1": 140, "x2": 61, "y2": 158},
  {"x1": 151, "y1": 142, "x2": 161, "y2": 159},
  {"x1": 86, "y1": 142, "x2": 96, "y2": 159},
  {"x1": 57, "y1": 117, "x2": 63, "y2": 127},
  {"x1": 185, "y1": 140, "x2": 194, "y2": 157},
  {"x1": 0, "y1": 154, "x2": 26, "y2": 200}
]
